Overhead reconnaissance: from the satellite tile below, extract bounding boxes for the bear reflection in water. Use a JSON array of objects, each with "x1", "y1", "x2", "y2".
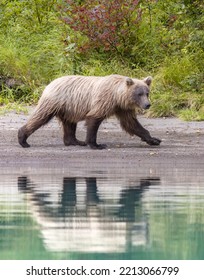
[{"x1": 18, "y1": 176, "x2": 160, "y2": 253}]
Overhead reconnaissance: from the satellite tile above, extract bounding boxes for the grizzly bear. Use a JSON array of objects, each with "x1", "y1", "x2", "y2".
[{"x1": 18, "y1": 74, "x2": 161, "y2": 149}]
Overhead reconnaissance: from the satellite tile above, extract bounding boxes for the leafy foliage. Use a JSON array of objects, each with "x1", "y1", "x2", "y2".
[
  {"x1": 60, "y1": 0, "x2": 142, "y2": 57},
  {"x1": 0, "y1": 0, "x2": 203, "y2": 120}
]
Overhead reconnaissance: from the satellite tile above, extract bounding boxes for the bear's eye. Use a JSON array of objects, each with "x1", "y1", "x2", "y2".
[{"x1": 138, "y1": 92, "x2": 143, "y2": 96}]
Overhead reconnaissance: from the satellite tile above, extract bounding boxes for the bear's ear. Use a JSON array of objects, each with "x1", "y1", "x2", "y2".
[
  {"x1": 144, "y1": 76, "x2": 152, "y2": 86},
  {"x1": 126, "y1": 77, "x2": 134, "y2": 86}
]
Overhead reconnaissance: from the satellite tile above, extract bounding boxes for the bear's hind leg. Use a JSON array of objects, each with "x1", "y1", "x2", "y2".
[
  {"x1": 62, "y1": 122, "x2": 86, "y2": 146},
  {"x1": 85, "y1": 117, "x2": 106, "y2": 149},
  {"x1": 18, "y1": 125, "x2": 31, "y2": 148},
  {"x1": 18, "y1": 112, "x2": 54, "y2": 148}
]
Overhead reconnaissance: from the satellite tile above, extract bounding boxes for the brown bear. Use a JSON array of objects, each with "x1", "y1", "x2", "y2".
[{"x1": 18, "y1": 74, "x2": 161, "y2": 149}]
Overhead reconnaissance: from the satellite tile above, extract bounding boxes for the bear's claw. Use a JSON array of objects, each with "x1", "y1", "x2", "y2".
[
  {"x1": 88, "y1": 143, "x2": 107, "y2": 150},
  {"x1": 148, "y1": 137, "x2": 161, "y2": 146}
]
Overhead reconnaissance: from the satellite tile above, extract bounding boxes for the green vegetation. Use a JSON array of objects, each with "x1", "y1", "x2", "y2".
[{"x1": 0, "y1": 0, "x2": 203, "y2": 120}]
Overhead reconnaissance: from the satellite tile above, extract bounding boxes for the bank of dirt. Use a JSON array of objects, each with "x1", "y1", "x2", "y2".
[{"x1": 0, "y1": 109, "x2": 204, "y2": 170}]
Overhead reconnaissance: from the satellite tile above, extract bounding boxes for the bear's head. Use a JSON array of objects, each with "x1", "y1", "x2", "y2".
[{"x1": 126, "y1": 76, "x2": 152, "y2": 110}]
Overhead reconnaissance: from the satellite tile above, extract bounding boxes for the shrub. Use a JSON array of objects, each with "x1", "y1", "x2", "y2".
[{"x1": 60, "y1": 0, "x2": 142, "y2": 57}]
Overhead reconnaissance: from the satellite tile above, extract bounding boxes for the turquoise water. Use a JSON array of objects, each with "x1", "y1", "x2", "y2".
[{"x1": 0, "y1": 166, "x2": 204, "y2": 260}]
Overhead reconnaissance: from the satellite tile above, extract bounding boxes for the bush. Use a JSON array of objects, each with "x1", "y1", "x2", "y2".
[{"x1": 60, "y1": 0, "x2": 142, "y2": 57}]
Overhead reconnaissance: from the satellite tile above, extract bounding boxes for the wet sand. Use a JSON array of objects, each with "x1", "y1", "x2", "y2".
[{"x1": 0, "y1": 110, "x2": 204, "y2": 171}]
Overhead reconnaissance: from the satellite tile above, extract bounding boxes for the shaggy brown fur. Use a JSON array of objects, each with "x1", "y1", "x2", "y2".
[{"x1": 18, "y1": 74, "x2": 161, "y2": 149}]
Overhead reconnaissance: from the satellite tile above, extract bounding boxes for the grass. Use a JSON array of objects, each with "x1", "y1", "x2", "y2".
[
  {"x1": 0, "y1": 0, "x2": 203, "y2": 121},
  {"x1": 179, "y1": 108, "x2": 204, "y2": 121},
  {"x1": 147, "y1": 53, "x2": 204, "y2": 120},
  {"x1": 0, "y1": 102, "x2": 28, "y2": 115},
  {"x1": 1, "y1": 55, "x2": 204, "y2": 121}
]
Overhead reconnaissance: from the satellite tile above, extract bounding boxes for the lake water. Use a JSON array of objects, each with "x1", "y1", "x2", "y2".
[{"x1": 0, "y1": 164, "x2": 204, "y2": 260}]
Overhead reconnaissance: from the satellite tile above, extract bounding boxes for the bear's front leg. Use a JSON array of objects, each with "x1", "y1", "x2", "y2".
[
  {"x1": 134, "y1": 119, "x2": 161, "y2": 145},
  {"x1": 133, "y1": 119, "x2": 161, "y2": 146},
  {"x1": 117, "y1": 110, "x2": 161, "y2": 146},
  {"x1": 85, "y1": 117, "x2": 107, "y2": 149},
  {"x1": 141, "y1": 135, "x2": 161, "y2": 146}
]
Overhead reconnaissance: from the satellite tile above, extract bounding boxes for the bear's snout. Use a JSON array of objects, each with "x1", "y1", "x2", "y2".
[{"x1": 143, "y1": 103, "x2": 151, "y2": 110}]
